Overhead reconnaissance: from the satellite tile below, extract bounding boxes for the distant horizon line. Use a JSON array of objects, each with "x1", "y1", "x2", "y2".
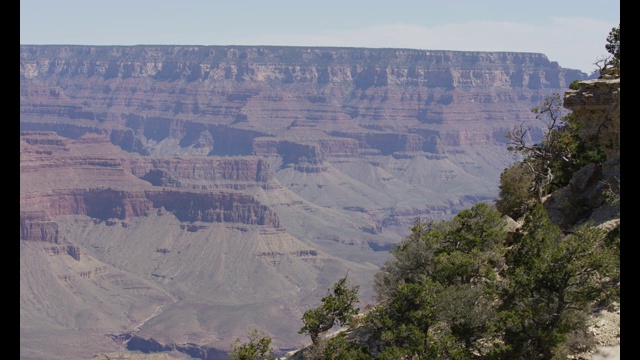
[
  {"x1": 19, "y1": 43, "x2": 549, "y2": 55},
  {"x1": 22, "y1": 44, "x2": 594, "y2": 74}
]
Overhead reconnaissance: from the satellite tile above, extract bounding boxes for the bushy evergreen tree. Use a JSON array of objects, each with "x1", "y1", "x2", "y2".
[
  {"x1": 500, "y1": 94, "x2": 606, "y2": 209},
  {"x1": 498, "y1": 204, "x2": 619, "y2": 359},
  {"x1": 299, "y1": 276, "x2": 360, "y2": 347},
  {"x1": 605, "y1": 24, "x2": 620, "y2": 74},
  {"x1": 228, "y1": 328, "x2": 277, "y2": 360},
  {"x1": 369, "y1": 203, "x2": 507, "y2": 359}
]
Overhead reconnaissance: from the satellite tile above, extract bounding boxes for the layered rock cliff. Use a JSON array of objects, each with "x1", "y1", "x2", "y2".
[
  {"x1": 20, "y1": 45, "x2": 586, "y2": 159},
  {"x1": 20, "y1": 45, "x2": 591, "y2": 360},
  {"x1": 20, "y1": 132, "x2": 281, "y2": 244}
]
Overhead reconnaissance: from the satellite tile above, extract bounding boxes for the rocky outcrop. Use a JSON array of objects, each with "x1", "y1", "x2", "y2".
[
  {"x1": 20, "y1": 131, "x2": 281, "y2": 231},
  {"x1": 20, "y1": 187, "x2": 280, "y2": 228},
  {"x1": 542, "y1": 163, "x2": 610, "y2": 229},
  {"x1": 19, "y1": 208, "x2": 81, "y2": 259},
  {"x1": 130, "y1": 156, "x2": 272, "y2": 190},
  {"x1": 252, "y1": 139, "x2": 324, "y2": 165},
  {"x1": 20, "y1": 210, "x2": 60, "y2": 243},
  {"x1": 146, "y1": 190, "x2": 281, "y2": 227},
  {"x1": 44, "y1": 244, "x2": 81, "y2": 261},
  {"x1": 543, "y1": 78, "x2": 620, "y2": 230},
  {"x1": 563, "y1": 78, "x2": 620, "y2": 178}
]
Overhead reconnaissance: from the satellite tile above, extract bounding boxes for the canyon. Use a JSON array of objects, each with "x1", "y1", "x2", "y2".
[{"x1": 20, "y1": 45, "x2": 590, "y2": 359}]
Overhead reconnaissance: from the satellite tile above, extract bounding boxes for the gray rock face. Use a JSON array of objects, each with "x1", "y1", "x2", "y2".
[
  {"x1": 544, "y1": 78, "x2": 620, "y2": 230},
  {"x1": 564, "y1": 79, "x2": 620, "y2": 178}
]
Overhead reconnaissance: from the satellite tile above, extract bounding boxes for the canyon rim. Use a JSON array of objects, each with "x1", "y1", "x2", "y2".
[{"x1": 20, "y1": 45, "x2": 590, "y2": 359}]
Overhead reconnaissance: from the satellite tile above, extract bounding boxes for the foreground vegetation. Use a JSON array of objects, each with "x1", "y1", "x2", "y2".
[{"x1": 229, "y1": 24, "x2": 620, "y2": 360}]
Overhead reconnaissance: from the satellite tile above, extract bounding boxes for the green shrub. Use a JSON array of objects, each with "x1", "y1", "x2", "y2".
[
  {"x1": 495, "y1": 161, "x2": 536, "y2": 219},
  {"x1": 299, "y1": 276, "x2": 360, "y2": 346},
  {"x1": 228, "y1": 328, "x2": 277, "y2": 360}
]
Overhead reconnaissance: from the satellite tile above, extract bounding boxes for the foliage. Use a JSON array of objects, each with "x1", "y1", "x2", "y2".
[
  {"x1": 569, "y1": 79, "x2": 581, "y2": 90},
  {"x1": 605, "y1": 24, "x2": 620, "y2": 74},
  {"x1": 497, "y1": 204, "x2": 619, "y2": 359},
  {"x1": 432, "y1": 202, "x2": 507, "y2": 284},
  {"x1": 495, "y1": 161, "x2": 536, "y2": 219},
  {"x1": 375, "y1": 203, "x2": 506, "y2": 293},
  {"x1": 504, "y1": 94, "x2": 606, "y2": 202},
  {"x1": 323, "y1": 333, "x2": 370, "y2": 360},
  {"x1": 299, "y1": 275, "x2": 360, "y2": 346},
  {"x1": 228, "y1": 328, "x2": 277, "y2": 360},
  {"x1": 368, "y1": 278, "x2": 441, "y2": 358},
  {"x1": 368, "y1": 199, "x2": 619, "y2": 359},
  {"x1": 372, "y1": 218, "x2": 443, "y2": 301},
  {"x1": 593, "y1": 24, "x2": 620, "y2": 77},
  {"x1": 297, "y1": 333, "x2": 370, "y2": 360},
  {"x1": 369, "y1": 203, "x2": 508, "y2": 359},
  {"x1": 505, "y1": 94, "x2": 567, "y2": 200}
]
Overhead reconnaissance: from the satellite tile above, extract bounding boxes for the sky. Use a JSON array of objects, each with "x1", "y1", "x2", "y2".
[{"x1": 20, "y1": 0, "x2": 619, "y2": 75}]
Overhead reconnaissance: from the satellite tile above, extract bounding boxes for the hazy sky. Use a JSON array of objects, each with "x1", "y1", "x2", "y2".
[{"x1": 20, "y1": 0, "x2": 619, "y2": 74}]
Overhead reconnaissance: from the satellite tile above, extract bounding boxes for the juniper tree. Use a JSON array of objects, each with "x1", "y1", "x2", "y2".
[
  {"x1": 228, "y1": 328, "x2": 277, "y2": 360},
  {"x1": 299, "y1": 275, "x2": 360, "y2": 347}
]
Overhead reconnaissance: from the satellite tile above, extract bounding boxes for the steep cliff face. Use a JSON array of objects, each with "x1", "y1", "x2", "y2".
[
  {"x1": 563, "y1": 78, "x2": 620, "y2": 177},
  {"x1": 20, "y1": 45, "x2": 588, "y2": 238},
  {"x1": 20, "y1": 45, "x2": 586, "y2": 157},
  {"x1": 542, "y1": 78, "x2": 620, "y2": 229},
  {"x1": 20, "y1": 132, "x2": 280, "y2": 243},
  {"x1": 20, "y1": 45, "x2": 590, "y2": 360},
  {"x1": 20, "y1": 210, "x2": 60, "y2": 243}
]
